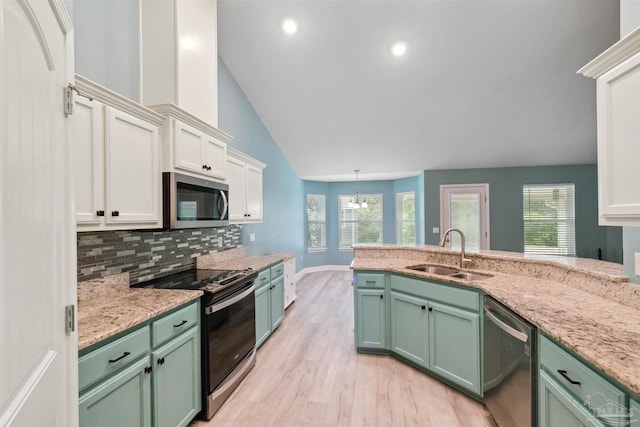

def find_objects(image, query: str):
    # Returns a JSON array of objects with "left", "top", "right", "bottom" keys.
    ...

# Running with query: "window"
[
  {"left": 307, "top": 194, "right": 326, "bottom": 251},
  {"left": 396, "top": 192, "right": 416, "bottom": 245},
  {"left": 339, "top": 194, "right": 383, "bottom": 249},
  {"left": 523, "top": 184, "right": 575, "bottom": 256}
]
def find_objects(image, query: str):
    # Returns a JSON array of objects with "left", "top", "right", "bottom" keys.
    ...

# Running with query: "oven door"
[{"left": 205, "top": 284, "right": 256, "bottom": 394}]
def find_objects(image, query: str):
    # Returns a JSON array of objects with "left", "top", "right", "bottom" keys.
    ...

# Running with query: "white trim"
[
  {"left": 306, "top": 248, "right": 327, "bottom": 253},
  {"left": 75, "top": 74, "right": 165, "bottom": 125},
  {"left": 578, "top": 25, "right": 640, "bottom": 78},
  {"left": 227, "top": 147, "right": 267, "bottom": 169},
  {"left": 296, "top": 265, "right": 351, "bottom": 281},
  {"left": 146, "top": 103, "right": 233, "bottom": 143},
  {"left": 48, "top": 0, "right": 73, "bottom": 34}
]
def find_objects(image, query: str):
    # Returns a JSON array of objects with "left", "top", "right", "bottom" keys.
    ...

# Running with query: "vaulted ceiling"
[{"left": 218, "top": 0, "right": 619, "bottom": 181}]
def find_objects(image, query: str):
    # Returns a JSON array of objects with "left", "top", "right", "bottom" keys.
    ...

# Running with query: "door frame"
[{"left": 439, "top": 184, "right": 490, "bottom": 251}]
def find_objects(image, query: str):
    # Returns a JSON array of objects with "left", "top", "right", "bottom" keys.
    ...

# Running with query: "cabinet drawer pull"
[
  {"left": 108, "top": 351, "right": 131, "bottom": 363},
  {"left": 173, "top": 320, "right": 188, "bottom": 328},
  {"left": 111, "top": 210, "right": 119, "bottom": 217},
  {"left": 366, "top": 280, "right": 376, "bottom": 284},
  {"left": 557, "top": 369, "right": 581, "bottom": 385},
  {"left": 261, "top": 277, "right": 268, "bottom": 281},
  {"left": 96, "top": 210, "right": 105, "bottom": 217}
]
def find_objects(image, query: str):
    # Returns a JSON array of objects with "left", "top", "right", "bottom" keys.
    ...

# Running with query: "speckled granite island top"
[
  {"left": 77, "top": 275, "right": 202, "bottom": 351},
  {"left": 352, "top": 245, "right": 640, "bottom": 396}
]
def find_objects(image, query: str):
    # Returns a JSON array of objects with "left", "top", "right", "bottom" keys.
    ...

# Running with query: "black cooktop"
[{"left": 133, "top": 268, "right": 257, "bottom": 305}]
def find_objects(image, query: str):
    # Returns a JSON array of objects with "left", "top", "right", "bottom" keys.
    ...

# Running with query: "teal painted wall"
[
  {"left": 424, "top": 165, "right": 622, "bottom": 262},
  {"left": 218, "top": 59, "right": 305, "bottom": 266},
  {"left": 303, "top": 175, "right": 423, "bottom": 269}
]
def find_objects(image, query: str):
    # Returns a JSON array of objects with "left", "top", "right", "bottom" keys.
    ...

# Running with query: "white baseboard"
[{"left": 296, "top": 265, "right": 351, "bottom": 282}]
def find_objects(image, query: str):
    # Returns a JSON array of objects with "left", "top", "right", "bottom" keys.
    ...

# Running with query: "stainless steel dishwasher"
[{"left": 483, "top": 296, "right": 536, "bottom": 427}]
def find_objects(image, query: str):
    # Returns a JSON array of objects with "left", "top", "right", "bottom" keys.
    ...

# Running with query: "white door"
[
  {"left": 440, "top": 184, "right": 490, "bottom": 252},
  {"left": 0, "top": 1, "right": 77, "bottom": 426}
]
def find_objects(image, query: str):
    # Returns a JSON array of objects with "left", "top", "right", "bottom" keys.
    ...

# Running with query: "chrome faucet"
[{"left": 439, "top": 228, "right": 471, "bottom": 268}]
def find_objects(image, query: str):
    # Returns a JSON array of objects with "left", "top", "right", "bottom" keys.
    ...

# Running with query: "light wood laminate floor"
[{"left": 191, "top": 270, "right": 496, "bottom": 427}]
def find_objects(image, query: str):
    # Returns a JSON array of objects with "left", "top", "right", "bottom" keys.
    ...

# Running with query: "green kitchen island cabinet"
[
  {"left": 354, "top": 272, "right": 387, "bottom": 351},
  {"left": 79, "top": 300, "right": 201, "bottom": 427},
  {"left": 389, "top": 291, "right": 428, "bottom": 367},
  {"left": 353, "top": 271, "right": 482, "bottom": 397},
  {"left": 255, "top": 262, "right": 285, "bottom": 348}
]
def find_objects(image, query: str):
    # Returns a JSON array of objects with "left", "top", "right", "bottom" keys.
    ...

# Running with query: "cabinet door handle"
[
  {"left": 173, "top": 320, "right": 187, "bottom": 328},
  {"left": 111, "top": 210, "right": 119, "bottom": 217},
  {"left": 96, "top": 210, "right": 105, "bottom": 217},
  {"left": 379, "top": 294, "right": 383, "bottom": 299},
  {"left": 428, "top": 307, "right": 433, "bottom": 312},
  {"left": 108, "top": 351, "right": 130, "bottom": 363},
  {"left": 144, "top": 366, "right": 152, "bottom": 374},
  {"left": 157, "top": 357, "right": 165, "bottom": 365},
  {"left": 557, "top": 369, "right": 581, "bottom": 385},
  {"left": 421, "top": 305, "right": 426, "bottom": 310},
  {"left": 202, "top": 164, "right": 207, "bottom": 170}
]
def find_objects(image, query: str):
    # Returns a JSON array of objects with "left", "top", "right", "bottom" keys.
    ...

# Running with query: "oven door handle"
[{"left": 205, "top": 284, "right": 255, "bottom": 314}]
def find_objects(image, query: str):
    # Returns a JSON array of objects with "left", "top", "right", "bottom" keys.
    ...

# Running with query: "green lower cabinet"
[
  {"left": 389, "top": 291, "right": 428, "bottom": 367},
  {"left": 355, "top": 288, "right": 387, "bottom": 350},
  {"left": 255, "top": 283, "right": 271, "bottom": 347},
  {"left": 153, "top": 327, "right": 201, "bottom": 427},
  {"left": 631, "top": 399, "right": 640, "bottom": 427},
  {"left": 428, "top": 301, "right": 480, "bottom": 395},
  {"left": 79, "top": 356, "right": 152, "bottom": 427},
  {"left": 255, "top": 268, "right": 286, "bottom": 348},
  {"left": 539, "top": 370, "right": 606, "bottom": 427},
  {"left": 270, "top": 276, "right": 285, "bottom": 330}
]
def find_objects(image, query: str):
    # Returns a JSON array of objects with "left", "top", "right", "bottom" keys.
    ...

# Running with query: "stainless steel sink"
[
  {"left": 449, "top": 271, "right": 493, "bottom": 281},
  {"left": 406, "top": 264, "right": 460, "bottom": 275},
  {"left": 406, "top": 264, "right": 492, "bottom": 281}
]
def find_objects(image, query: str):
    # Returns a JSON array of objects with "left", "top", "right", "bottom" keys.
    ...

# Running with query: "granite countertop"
[
  {"left": 77, "top": 248, "right": 293, "bottom": 352},
  {"left": 196, "top": 247, "right": 294, "bottom": 272},
  {"left": 77, "top": 275, "right": 202, "bottom": 351},
  {"left": 352, "top": 245, "right": 640, "bottom": 397}
]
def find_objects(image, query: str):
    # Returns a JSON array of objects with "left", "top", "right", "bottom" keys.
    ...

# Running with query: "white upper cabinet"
[
  {"left": 141, "top": 0, "right": 218, "bottom": 127},
  {"left": 579, "top": 27, "right": 640, "bottom": 226},
  {"left": 72, "top": 75, "right": 165, "bottom": 231},
  {"left": 226, "top": 148, "right": 266, "bottom": 223},
  {"left": 150, "top": 104, "right": 231, "bottom": 180}
]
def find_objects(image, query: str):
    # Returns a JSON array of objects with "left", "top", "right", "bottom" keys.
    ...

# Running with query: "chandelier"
[{"left": 348, "top": 169, "right": 368, "bottom": 209}]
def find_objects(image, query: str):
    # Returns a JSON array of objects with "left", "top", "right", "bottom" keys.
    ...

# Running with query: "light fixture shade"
[
  {"left": 360, "top": 200, "right": 368, "bottom": 208},
  {"left": 348, "top": 199, "right": 355, "bottom": 209}
]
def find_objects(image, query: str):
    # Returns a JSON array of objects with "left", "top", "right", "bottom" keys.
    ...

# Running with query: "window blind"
[
  {"left": 339, "top": 194, "right": 383, "bottom": 249},
  {"left": 523, "top": 184, "right": 575, "bottom": 256},
  {"left": 307, "top": 194, "right": 326, "bottom": 250}
]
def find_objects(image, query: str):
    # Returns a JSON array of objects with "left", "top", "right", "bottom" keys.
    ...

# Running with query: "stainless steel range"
[{"left": 135, "top": 268, "right": 258, "bottom": 419}]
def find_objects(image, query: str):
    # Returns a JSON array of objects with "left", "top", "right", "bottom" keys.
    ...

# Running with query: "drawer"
[
  {"left": 356, "top": 272, "right": 385, "bottom": 289},
  {"left": 539, "top": 335, "right": 625, "bottom": 415},
  {"left": 270, "top": 262, "right": 284, "bottom": 279},
  {"left": 152, "top": 302, "right": 199, "bottom": 348},
  {"left": 390, "top": 274, "right": 480, "bottom": 312},
  {"left": 256, "top": 268, "right": 271, "bottom": 289},
  {"left": 79, "top": 326, "right": 150, "bottom": 392}
]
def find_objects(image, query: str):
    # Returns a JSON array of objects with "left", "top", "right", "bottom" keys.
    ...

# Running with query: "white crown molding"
[
  {"left": 75, "top": 74, "right": 165, "bottom": 125},
  {"left": 49, "top": 0, "right": 73, "bottom": 34},
  {"left": 578, "top": 26, "right": 640, "bottom": 78},
  {"left": 146, "top": 103, "right": 233, "bottom": 144},
  {"left": 227, "top": 147, "right": 267, "bottom": 169}
]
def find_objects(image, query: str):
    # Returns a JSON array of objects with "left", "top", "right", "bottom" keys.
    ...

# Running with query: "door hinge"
[
  {"left": 64, "top": 84, "right": 95, "bottom": 117},
  {"left": 65, "top": 304, "right": 75, "bottom": 335},
  {"left": 64, "top": 85, "right": 74, "bottom": 117}
]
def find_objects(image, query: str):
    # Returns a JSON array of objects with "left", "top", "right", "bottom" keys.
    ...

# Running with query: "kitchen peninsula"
[{"left": 351, "top": 244, "right": 640, "bottom": 399}]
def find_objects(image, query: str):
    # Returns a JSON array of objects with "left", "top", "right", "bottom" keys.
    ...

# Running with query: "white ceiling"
[{"left": 218, "top": 0, "right": 619, "bottom": 182}]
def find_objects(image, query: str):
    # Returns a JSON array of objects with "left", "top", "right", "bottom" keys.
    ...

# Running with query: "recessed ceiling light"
[
  {"left": 282, "top": 18, "right": 298, "bottom": 35},
  {"left": 391, "top": 41, "right": 408, "bottom": 57}
]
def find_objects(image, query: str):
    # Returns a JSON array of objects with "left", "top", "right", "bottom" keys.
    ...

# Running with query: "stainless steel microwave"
[{"left": 163, "top": 172, "right": 229, "bottom": 229}]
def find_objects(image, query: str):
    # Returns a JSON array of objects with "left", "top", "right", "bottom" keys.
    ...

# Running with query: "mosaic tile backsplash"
[{"left": 77, "top": 225, "right": 243, "bottom": 284}]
